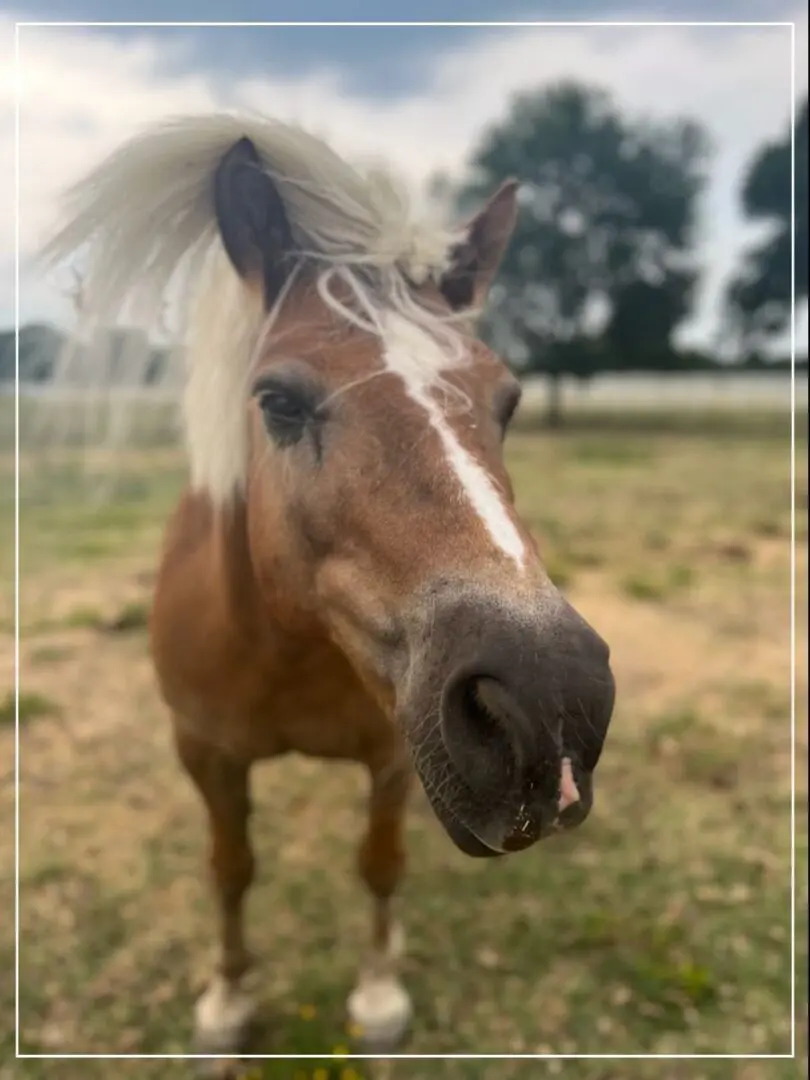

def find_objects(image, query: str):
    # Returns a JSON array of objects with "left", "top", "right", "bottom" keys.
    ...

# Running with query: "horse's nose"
[
  {"left": 437, "top": 595, "right": 615, "bottom": 827},
  {"left": 401, "top": 583, "right": 616, "bottom": 857}
]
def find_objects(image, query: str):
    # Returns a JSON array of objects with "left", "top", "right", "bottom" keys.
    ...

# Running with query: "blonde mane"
[{"left": 39, "top": 112, "right": 468, "bottom": 501}]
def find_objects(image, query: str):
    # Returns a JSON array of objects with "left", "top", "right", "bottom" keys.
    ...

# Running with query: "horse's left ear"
[
  {"left": 439, "top": 179, "right": 520, "bottom": 311},
  {"left": 213, "top": 136, "right": 296, "bottom": 304}
]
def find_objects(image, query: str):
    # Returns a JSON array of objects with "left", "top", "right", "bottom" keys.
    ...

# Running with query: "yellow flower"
[{"left": 298, "top": 1003, "right": 317, "bottom": 1020}]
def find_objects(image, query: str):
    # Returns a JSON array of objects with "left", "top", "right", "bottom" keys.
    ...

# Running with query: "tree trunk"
[{"left": 546, "top": 371, "right": 563, "bottom": 427}]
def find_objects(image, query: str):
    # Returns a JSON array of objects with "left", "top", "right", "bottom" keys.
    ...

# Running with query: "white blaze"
[{"left": 382, "top": 314, "right": 526, "bottom": 568}]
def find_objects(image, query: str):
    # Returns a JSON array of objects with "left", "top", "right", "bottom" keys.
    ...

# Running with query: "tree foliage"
[
  {"left": 449, "top": 82, "right": 710, "bottom": 420},
  {"left": 0, "top": 325, "right": 169, "bottom": 386},
  {"left": 726, "top": 98, "right": 808, "bottom": 348}
]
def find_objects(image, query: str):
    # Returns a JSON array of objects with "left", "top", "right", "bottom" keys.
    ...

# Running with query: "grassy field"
[{"left": 0, "top": 401, "right": 807, "bottom": 1080}]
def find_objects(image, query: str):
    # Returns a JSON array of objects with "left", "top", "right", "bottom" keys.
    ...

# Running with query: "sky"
[{"left": 1, "top": 1, "right": 808, "bottom": 354}]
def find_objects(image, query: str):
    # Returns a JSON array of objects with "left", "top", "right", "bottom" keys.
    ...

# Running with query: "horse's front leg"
[
  {"left": 347, "top": 747, "right": 414, "bottom": 1051},
  {"left": 173, "top": 724, "right": 258, "bottom": 1060}
]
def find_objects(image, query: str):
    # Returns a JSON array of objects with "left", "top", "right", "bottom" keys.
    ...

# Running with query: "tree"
[
  {"left": 0, "top": 323, "right": 65, "bottom": 384},
  {"left": 450, "top": 82, "right": 710, "bottom": 423},
  {"left": 0, "top": 323, "right": 169, "bottom": 386},
  {"left": 726, "top": 99, "right": 808, "bottom": 351}
]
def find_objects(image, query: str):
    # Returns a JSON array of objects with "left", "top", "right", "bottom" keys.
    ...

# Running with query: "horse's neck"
[
  {"left": 152, "top": 488, "right": 328, "bottom": 703},
  {"left": 212, "top": 495, "right": 263, "bottom": 629},
  {"left": 151, "top": 489, "right": 369, "bottom": 736},
  {"left": 154, "top": 489, "right": 274, "bottom": 650},
  {"left": 210, "top": 492, "right": 326, "bottom": 651}
]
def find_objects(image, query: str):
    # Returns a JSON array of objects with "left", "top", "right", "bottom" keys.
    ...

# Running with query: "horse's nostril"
[
  {"left": 465, "top": 678, "right": 517, "bottom": 742},
  {"left": 441, "top": 675, "right": 521, "bottom": 796}
]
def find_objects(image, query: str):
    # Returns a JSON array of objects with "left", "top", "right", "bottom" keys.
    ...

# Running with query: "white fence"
[
  {"left": 7, "top": 371, "right": 808, "bottom": 411},
  {"left": 520, "top": 372, "right": 807, "bottom": 410}
]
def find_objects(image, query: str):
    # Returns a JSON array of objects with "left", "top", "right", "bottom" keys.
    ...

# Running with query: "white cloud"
[{"left": 2, "top": 13, "right": 807, "bottom": 350}]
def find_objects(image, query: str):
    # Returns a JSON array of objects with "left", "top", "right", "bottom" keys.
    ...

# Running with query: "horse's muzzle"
[{"left": 399, "top": 584, "right": 615, "bottom": 857}]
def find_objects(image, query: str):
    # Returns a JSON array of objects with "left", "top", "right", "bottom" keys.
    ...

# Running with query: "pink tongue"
[{"left": 558, "top": 757, "right": 580, "bottom": 813}]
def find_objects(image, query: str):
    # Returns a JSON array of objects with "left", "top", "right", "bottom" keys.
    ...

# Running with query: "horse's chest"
[{"left": 179, "top": 662, "right": 394, "bottom": 765}]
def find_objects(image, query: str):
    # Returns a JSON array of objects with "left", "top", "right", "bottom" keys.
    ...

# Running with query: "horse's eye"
[
  {"left": 256, "top": 385, "right": 313, "bottom": 445},
  {"left": 495, "top": 382, "right": 522, "bottom": 437}
]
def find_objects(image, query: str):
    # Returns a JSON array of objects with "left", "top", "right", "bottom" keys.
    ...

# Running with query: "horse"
[{"left": 40, "top": 112, "right": 616, "bottom": 1060}]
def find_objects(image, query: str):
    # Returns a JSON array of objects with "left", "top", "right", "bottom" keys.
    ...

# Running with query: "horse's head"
[
  {"left": 44, "top": 118, "right": 615, "bottom": 858},
  {"left": 208, "top": 135, "right": 615, "bottom": 857}
]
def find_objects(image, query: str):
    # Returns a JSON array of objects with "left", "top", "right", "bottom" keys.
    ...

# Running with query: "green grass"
[
  {"left": 27, "top": 644, "right": 74, "bottom": 666},
  {"left": 102, "top": 600, "right": 150, "bottom": 633},
  {"left": 620, "top": 562, "right": 695, "bottom": 602},
  {"left": 11, "top": 461, "right": 186, "bottom": 580},
  {"left": 0, "top": 690, "right": 60, "bottom": 726},
  {"left": 1, "top": 402, "right": 806, "bottom": 1079}
]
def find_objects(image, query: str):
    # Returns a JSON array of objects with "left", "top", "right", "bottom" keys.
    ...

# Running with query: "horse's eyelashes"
[{"left": 257, "top": 387, "right": 316, "bottom": 447}]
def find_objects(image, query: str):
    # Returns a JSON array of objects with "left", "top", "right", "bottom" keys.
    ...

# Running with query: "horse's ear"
[
  {"left": 439, "top": 179, "right": 520, "bottom": 311},
  {"left": 213, "top": 137, "right": 295, "bottom": 303}
]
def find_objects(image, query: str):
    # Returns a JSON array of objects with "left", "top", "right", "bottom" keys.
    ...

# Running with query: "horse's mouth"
[
  {"left": 421, "top": 783, "right": 511, "bottom": 858},
  {"left": 440, "top": 811, "right": 506, "bottom": 858},
  {"left": 420, "top": 757, "right": 596, "bottom": 859}
]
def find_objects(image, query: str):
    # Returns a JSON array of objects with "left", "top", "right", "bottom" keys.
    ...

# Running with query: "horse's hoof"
[
  {"left": 192, "top": 1057, "right": 248, "bottom": 1080},
  {"left": 193, "top": 975, "right": 258, "bottom": 1060},
  {"left": 347, "top": 973, "right": 413, "bottom": 1052}
]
